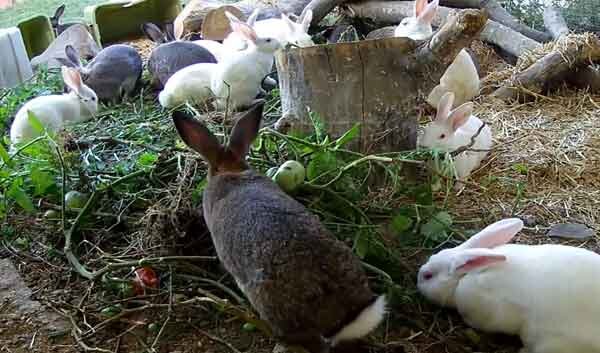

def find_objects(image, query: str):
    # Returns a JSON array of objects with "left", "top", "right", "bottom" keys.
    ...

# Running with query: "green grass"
[{"left": 0, "top": 0, "right": 97, "bottom": 28}]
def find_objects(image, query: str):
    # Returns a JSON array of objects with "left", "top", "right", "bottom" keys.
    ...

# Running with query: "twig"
[
  {"left": 449, "top": 121, "right": 487, "bottom": 158},
  {"left": 193, "top": 326, "right": 243, "bottom": 353}
]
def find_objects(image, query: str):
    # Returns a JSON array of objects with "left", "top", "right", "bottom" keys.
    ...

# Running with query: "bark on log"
[
  {"left": 481, "top": 0, "right": 551, "bottom": 43},
  {"left": 353, "top": 2, "right": 539, "bottom": 58},
  {"left": 275, "top": 9, "right": 487, "bottom": 153},
  {"left": 344, "top": 0, "right": 550, "bottom": 43},
  {"left": 542, "top": 6, "right": 600, "bottom": 93},
  {"left": 174, "top": 0, "right": 312, "bottom": 40},
  {"left": 492, "top": 34, "right": 600, "bottom": 100}
]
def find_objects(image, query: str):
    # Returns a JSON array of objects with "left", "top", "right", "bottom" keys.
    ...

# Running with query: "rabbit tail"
[{"left": 330, "top": 295, "right": 386, "bottom": 346}]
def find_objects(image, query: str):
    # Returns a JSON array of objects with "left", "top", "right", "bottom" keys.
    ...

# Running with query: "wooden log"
[
  {"left": 353, "top": 2, "right": 539, "bottom": 58},
  {"left": 275, "top": 9, "right": 487, "bottom": 153},
  {"left": 174, "top": 0, "right": 312, "bottom": 40},
  {"left": 542, "top": 6, "right": 600, "bottom": 93},
  {"left": 481, "top": 0, "right": 551, "bottom": 43},
  {"left": 344, "top": 0, "right": 551, "bottom": 43},
  {"left": 492, "top": 34, "right": 600, "bottom": 100}
]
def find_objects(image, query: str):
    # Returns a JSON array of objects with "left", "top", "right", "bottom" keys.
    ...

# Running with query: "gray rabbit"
[
  {"left": 57, "top": 44, "right": 142, "bottom": 104},
  {"left": 172, "top": 101, "right": 386, "bottom": 353},
  {"left": 50, "top": 4, "right": 82, "bottom": 35},
  {"left": 142, "top": 23, "right": 217, "bottom": 90}
]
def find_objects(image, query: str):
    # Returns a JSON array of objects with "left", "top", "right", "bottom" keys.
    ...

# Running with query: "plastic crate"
[{"left": 85, "top": 0, "right": 182, "bottom": 45}]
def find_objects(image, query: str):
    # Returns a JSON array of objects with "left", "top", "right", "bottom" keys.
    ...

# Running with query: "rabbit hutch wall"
[{"left": 275, "top": 9, "right": 487, "bottom": 154}]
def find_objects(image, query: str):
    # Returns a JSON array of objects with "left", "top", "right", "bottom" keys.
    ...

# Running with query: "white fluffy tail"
[{"left": 330, "top": 295, "right": 387, "bottom": 346}]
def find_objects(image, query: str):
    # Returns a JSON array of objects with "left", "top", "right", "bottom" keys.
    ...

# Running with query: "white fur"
[
  {"left": 419, "top": 92, "right": 492, "bottom": 189},
  {"left": 223, "top": 9, "right": 314, "bottom": 53},
  {"left": 10, "top": 67, "right": 98, "bottom": 144},
  {"left": 394, "top": 0, "right": 479, "bottom": 108},
  {"left": 330, "top": 295, "right": 387, "bottom": 346},
  {"left": 418, "top": 218, "right": 600, "bottom": 353},
  {"left": 193, "top": 40, "right": 226, "bottom": 62},
  {"left": 159, "top": 12, "right": 281, "bottom": 110},
  {"left": 158, "top": 63, "right": 215, "bottom": 108}
]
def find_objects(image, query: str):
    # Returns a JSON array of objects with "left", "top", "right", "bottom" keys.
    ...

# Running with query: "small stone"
[{"left": 547, "top": 223, "right": 595, "bottom": 240}]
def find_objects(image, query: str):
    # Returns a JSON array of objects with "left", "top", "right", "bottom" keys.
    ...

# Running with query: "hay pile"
[{"left": 453, "top": 83, "right": 600, "bottom": 243}]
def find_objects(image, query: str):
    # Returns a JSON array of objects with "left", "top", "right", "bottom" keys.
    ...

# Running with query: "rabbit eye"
[
  {"left": 423, "top": 271, "right": 434, "bottom": 280},
  {"left": 439, "top": 134, "right": 446, "bottom": 139},
  {"left": 266, "top": 39, "right": 272, "bottom": 43}
]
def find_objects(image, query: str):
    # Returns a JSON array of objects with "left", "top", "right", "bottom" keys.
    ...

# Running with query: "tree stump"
[{"left": 275, "top": 9, "right": 487, "bottom": 153}]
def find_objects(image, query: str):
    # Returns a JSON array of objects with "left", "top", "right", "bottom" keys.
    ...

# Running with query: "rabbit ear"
[
  {"left": 226, "top": 11, "right": 258, "bottom": 43},
  {"left": 62, "top": 66, "right": 82, "bottom": 94},
  {"left": 53, "top": 4, "right": 66, "bottom": 20},
  {"left": 281, "top": 13, "right": 296, "bottom": 32},
  {"left": 141, "top": 23, "right": 167, "bottom": 44},
  {"left": 228, "top": 100, "right": 264, "bottom": 159},
  {"left": 451, "top": 249, "right": 506, "bottom": 275},
  {"left": 414, "top": 0, "right": 427, "bottom": 17},
  {"left": 300, "top": 9, "right": 313, "bottom": 32},
  {"left": 65, "top": 45, "right": 82, "bottom": 68},
  {"left": 246, "top": 8, "right": 260, "bottom": 26},
  {"left": 458, "top": 218, "right": 524, "bottom": 250},
  {"left": 435, "top": 92, "right": 454, "bottom": 122},
  {"left": 164, "top": 23, "right": 176, "bottom": 41},
  {"left": 172, "top": 111, "right": 223, "bottom": 168},
  {"left": 448, "top": 102, "right": 473, "bottom": 131},
  {"left": 417, "top": 0, "right": 438, "bottom": 25}
]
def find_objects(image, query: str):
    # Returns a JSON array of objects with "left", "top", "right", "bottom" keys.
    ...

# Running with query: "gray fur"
[
  {"left": 142, "top": 22, "right": 217, "bottom": 89},
  {"left": 64, "top": 44, "right": 143, "bottom": 103},
  {"left": 172, "top": 103, "right": 377, "bottom": 353}
]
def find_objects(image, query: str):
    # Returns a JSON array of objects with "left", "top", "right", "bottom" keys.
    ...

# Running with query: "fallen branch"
[
  {"left": 346, "top": 1, "right": 540, "bottom": 58},
  {"left": 493, "top": 33, "right": 600, "bottom": 100}
]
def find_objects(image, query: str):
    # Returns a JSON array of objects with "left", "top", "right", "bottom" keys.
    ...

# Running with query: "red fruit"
[{"left": 132, "top": 267, "right": 159, "bottom": 295}]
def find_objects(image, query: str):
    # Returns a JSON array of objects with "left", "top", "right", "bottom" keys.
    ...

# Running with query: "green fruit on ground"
[
  {"left": 65, "top": 190, "right": 89, "bottom": 210},
  {"left": 274, "top": 160, "right": 305, "bottom": 193}
]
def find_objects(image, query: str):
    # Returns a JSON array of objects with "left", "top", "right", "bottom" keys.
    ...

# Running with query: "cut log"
[
  {"left": 275, "top": 9, "right": 487, "bottom": 153},
  {"left": 355, "top": 3, "right": 539, "bottom": 58},
  {"left": 174, "top": 0, "right": 312, "bottom": 40},
  {"left": 492, "top": 34, "right": 600, "bottom": 100}
]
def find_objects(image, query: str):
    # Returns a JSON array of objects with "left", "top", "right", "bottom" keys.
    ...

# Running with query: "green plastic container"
[
  {"left": 85, "top": 0, "right": 182, "bottom": 45},
  {"left": 17, "top": 15, "right": 55, "bottom": 59}
]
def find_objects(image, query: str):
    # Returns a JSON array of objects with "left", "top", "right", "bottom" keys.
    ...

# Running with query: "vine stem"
[{"left": 63, "top": 157, "right": 178, "bottom": 280}]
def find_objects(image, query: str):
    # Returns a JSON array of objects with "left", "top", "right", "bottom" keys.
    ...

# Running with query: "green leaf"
[
  {"left": 136, "top": 152, "right": 158, "bottom": 168},
  {"left": 414, "top": 184, "right": 433, "bottom": 206},
  {"left": 420, "top": 211, "right": 453, "bottom": 240},
  {"left": 192, "top": 178, "right": 208, "bottom": 203},
  {"left": 308, "top": 111, "right": 327, "bottom": 143},
  {"left": 30, "top": 167, "right": 55, "bottom": 196},
  {"left": 8, "top": 180, "right": 34, "bottom": 212},
  {"left": 0, "top": 143, "right": 13, "bottom": 168},
  {"left": 334, "top": 123, "right": 360, "bottom": 149},
  {"left": 391, "top": 214, "right": 413, "bottom": 234},
  {"left": 27, "top": 110, "right": 45, "bottom": 134},
  {"left": 306, "top": 151, "right": 338, "bottom": 181}
]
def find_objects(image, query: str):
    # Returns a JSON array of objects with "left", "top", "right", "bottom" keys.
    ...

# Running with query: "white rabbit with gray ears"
[{"left": 418, "top": 217, "right": 600, "bottom": 353}]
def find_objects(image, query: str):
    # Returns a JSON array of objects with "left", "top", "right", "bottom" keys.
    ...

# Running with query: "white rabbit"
[
  {"left": 419, "top": 92, "right": 491, "bottom": 190},
  {"left": 159, "top": 12, "right": 281, "bottom": 110},
  {"left": 158, "top": 63, "right": 216, "bottom": 108},
  {"left": 10, "top": 67, "right": 98, "bottom": 144},
  {"left": 193, "top": 39, "right": 227, "bottom": 62},
  {"left": 223, "top": 8, "right": 314, "bottom": 51},
  {"left": 394, "top": 0, "right": 479, "bottom": 108},
  {"left": 418, "top": 217, "right": 600, "bottom": 353}
]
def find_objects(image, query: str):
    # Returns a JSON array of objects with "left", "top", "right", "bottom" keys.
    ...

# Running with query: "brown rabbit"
[{"left": 172, "top": 101, "right": 386, "bottom": 353}]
